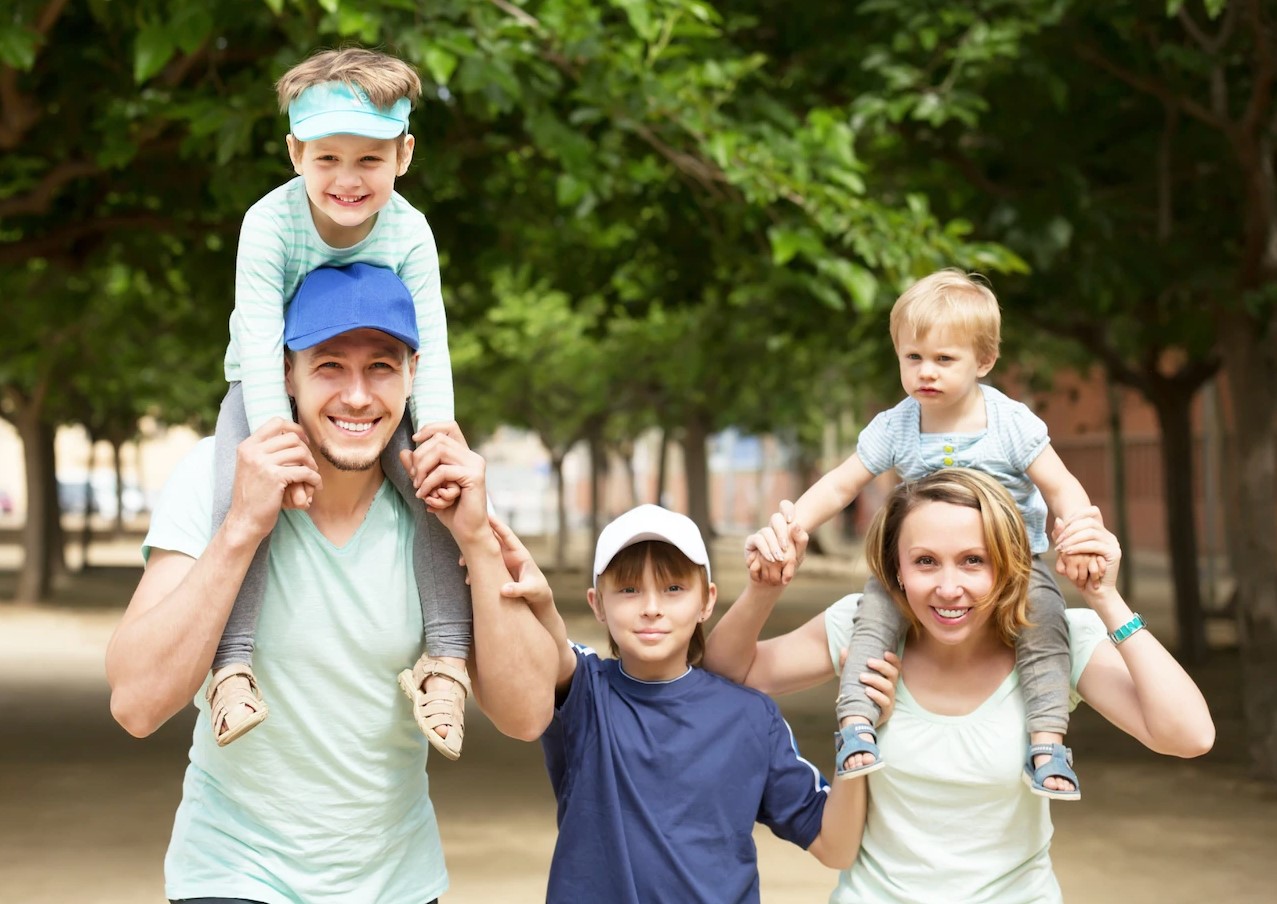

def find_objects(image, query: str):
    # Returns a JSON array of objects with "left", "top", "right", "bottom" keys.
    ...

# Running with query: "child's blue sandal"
[
  {"left": 1022, "top": 743, "right": 1081, "bottom": 801},
  {"left": 834, "top": 723, "right": 886, "bottom": 780}
]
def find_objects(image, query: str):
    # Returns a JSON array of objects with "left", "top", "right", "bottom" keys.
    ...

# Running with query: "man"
[{"left": 106, "top": 263, "right": 556, "bottom": 904}]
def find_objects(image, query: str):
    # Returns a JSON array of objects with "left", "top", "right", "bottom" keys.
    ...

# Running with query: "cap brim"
[
  {"left": 285, "top": 324, "right": 418, "bottom": 352},
  {"left": 291, "top": 110, "right": 407, "bottom": 142}
]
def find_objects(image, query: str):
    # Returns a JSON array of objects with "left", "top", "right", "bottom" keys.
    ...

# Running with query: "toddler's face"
[
  {"left": 288, "top": 133, "right": 413, "bottom": 247},
  {"left": 895, "top": 327, "right": 994, "bottom": 407}
]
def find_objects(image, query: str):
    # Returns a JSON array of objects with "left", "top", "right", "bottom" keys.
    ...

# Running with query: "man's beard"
[{"left": 318, "top": 441, "right": 381, "bottom": 472}]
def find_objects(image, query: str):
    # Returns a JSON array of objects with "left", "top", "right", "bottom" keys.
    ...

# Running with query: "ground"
[{"left": 1, "top": 533, "right": 1275, "bottom": 903}]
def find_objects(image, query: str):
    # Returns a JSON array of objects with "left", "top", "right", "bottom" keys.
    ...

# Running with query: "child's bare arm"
[
  {"left": 487, "top": 515, "right": 576, "bottom": 692},
  {"left": 1028, "top": 445, "right": 1106, "bottom": 585},
  {"left": 1027, "top": 444, "right": 1092, "bottom": 524},
  {"left": 746, "top": 453, "right": 875, "bottom": 580}
]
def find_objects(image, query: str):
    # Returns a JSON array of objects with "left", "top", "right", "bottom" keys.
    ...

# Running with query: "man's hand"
[
  {"left": 228, "top": 418, "right": 321, "bottom": 542},
  {"left": 407, "top": 422, "right": 488, "bottom": 541}
]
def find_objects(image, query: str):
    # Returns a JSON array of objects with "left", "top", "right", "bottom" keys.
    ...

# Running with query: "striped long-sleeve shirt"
[{"left": 224, "top": 176, "right": 454, "bottom": 432}]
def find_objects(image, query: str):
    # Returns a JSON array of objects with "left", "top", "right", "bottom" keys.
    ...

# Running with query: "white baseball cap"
[{"left": 592, "top": 504, "right": 711, "bottom": 586}]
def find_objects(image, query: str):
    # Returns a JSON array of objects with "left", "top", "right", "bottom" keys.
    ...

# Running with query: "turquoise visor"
[{"left": 288, "top": 81, "right": 410, "bottom": 141}]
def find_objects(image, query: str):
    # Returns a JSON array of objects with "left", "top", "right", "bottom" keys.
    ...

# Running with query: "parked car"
[{"left": 57, "top": 473, "right": 148, "bottom": 519}]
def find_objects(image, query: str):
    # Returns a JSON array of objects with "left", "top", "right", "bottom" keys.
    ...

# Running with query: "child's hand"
[
  {"left": 399, "top": 444, "right": 461, "bottom": 509},
  {"left": 477, "top": 515, "right": 554, "bottom": 611},
  {"left": 745, "top": 503, "right": 807, "bottom": 587},
  {"left": 1052, "top": 511, "right": 1117, "bottom": 592}
]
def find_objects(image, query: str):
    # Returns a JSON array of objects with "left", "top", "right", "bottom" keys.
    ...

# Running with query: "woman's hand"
[
  {"left": 1052, "top": 507, "right": 1120, "bottom": 597},
  {"left": 863, "top": 651, "right": 902, "bottom": 727}
]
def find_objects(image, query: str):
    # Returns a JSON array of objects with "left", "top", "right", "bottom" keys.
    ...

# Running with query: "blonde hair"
[
  {"left": 889, "top": 269, "right": 1001, "bottom": 364},
  {"left": 864, "top": 468, "right": 1032, "bottom": 647},
  {"left": 276, "top": 47, "right": 422, "bottom": 113},
  {"left": 597, "top": 541, "right": 711, "bottom": 667}
]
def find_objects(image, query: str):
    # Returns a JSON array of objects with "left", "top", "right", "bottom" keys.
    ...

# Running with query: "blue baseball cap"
[
  {"left": 288, "top": 80, "right": 411, "bottom": 141},
  {"left": 284, "top": 263, "right": 419, "bottom": 351}
]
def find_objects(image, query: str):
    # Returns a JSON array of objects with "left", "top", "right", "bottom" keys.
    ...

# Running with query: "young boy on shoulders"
[
  {"left": 747, "top": 269, "right": 1103, "bottom": 800},
  {"left": 210, "top": 47, "right": 471, "bottom": 760},
  {"left": 491, "top": 505, "right": 895, "bottom": 904}
]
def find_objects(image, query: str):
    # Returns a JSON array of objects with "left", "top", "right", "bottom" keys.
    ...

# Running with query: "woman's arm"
[
  {"left": 1056, "top": 509, "right": 1215, "bottom": 757},
  {"left": 805, "top": 653, "right": 899, "bottom": 868},
  {"left": 703, "top": 588, "right": 838, "bottom": 696}
]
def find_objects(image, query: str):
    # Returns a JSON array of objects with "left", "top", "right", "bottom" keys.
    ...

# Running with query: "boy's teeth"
[{"left": 335, "top": 419, "right": 372, "bottom": 432}]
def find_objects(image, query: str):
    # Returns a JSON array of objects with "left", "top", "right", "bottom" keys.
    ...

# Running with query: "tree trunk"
[
  {"left": 654, "top": 428, "right": 669, "bottom": 506},
  {"left": 14, "top": 410, "right": 60, "bottom": 601},
  {"left": 1227, "top": 103, "right": 1277, "bottom": 781},
  {"left": 550, "top": 453, "right": 568, "bottom": 573},
  {"left": 1106, "top": 378, "right": 1133, "bottom": 600},
  {"left": 620, "top": 442, "right": 639, "bottom": 509},
  {"left": 1220, "top": 308, "right": 1277, "bottom": 781},
  {"left": 111, "top": 438, "right": 126, "bottom": 537},
  {"left": 1147, "top": 382, "right": 1207, "bottom": 663},
  {"left": 79, "top": 433, "right": 97, "bottom": 571},
  {"left": 682, "top": 414, "right": 711, "bottom": 542},
  {"left": 586, "top": 425, "right": 607, "bottom": 577}
]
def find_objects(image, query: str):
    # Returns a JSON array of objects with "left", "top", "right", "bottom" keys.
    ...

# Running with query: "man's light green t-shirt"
[
  {"left": 824, "top": 595, "right": 1106, "bottom": 904},
  {"left": 143, "top": 438, "right": 447, "bottom": 904}
]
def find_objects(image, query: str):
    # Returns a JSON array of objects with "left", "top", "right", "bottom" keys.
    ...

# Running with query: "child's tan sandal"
[
  {"left": 207, "top": 664, "right": 269, "bottom": 747},
  {"left": 397, "top": 655, "right": 472, "bottom": 761}
]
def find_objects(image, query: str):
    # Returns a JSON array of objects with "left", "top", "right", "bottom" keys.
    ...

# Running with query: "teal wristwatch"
[{"left": 1108, "top": 613, "right": 1146, "bottom": 645}]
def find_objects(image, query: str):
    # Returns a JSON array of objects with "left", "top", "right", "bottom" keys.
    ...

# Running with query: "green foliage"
[{"left": 1, "top": 0, "right": 1019, "bottom": 496}]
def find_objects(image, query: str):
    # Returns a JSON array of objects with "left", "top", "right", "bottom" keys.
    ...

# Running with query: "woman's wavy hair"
[{"left": 864, "top": 468, "right": 1033, "bottom": 647}]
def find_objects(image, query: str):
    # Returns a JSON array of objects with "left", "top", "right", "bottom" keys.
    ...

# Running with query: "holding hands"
[
  {"left": 744, "top": 500, "right": 809, "bottom": 586},
  {"left": 1052, "top": 507, "right": 1119, "bottom": 596},
  {"left": 232, "top": 417, "right": 322, "bottom": 538},
  {"left": 405, "top": 422, "right": 464, "bottom": 509},
  {"left": 399, "top": 421, "right": 487, "bottom": 540}
]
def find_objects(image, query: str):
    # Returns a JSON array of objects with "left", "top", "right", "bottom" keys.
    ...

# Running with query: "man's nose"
[{"left": 342, "top": 372, "right": 372, "bottom": 406}]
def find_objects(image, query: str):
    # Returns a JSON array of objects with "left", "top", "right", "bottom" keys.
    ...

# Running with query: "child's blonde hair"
[
  {"left": 598, "top": 541, "right": 711, "bottom": 667},
  {"left": 890, "top": 269, "right": 1001, "bottom": 364},
  {"left": 864, "top": 468, "right": 1032, "bottom": 647},
  {"left": 276, "top": 48, "right": 422, "bottom": 114}
]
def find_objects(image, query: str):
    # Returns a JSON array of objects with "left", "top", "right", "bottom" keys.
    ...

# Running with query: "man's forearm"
[
  {"left": 106, "top": 523, "right": 263, "bottom": 737},
  {"left": 459, "top": 528, "right": 557, "bottom": 740}
]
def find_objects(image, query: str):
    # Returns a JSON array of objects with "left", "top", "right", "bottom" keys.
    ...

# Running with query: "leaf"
[
  {"left": 134, "top": 23, "right": 175, "bottom": 83},
  {"left": 611, "top": 0, "right": 660, "bottom": 42},
  {"left": 0, "top": 26, "right": 39, "bottom": 70},
  {"left": 423, "top": 47, "right": 459, "bottom": 86},
  {"left": 768, "top": 226, "right": 824, "bottom": 266}
]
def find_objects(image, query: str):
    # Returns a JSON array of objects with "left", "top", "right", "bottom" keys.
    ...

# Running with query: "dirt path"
[{"left": 2, "top": 548, "right": 1275, "bottom": 903}]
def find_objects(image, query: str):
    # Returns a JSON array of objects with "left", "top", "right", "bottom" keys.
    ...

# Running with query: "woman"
[{"left": 704, "top": 468, "right": 1213, "bottom": 903}]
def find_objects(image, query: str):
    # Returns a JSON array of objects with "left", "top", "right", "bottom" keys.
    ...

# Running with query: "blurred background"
[{"left": 2, "top": 0, "right": 1277, "bottom": 900}]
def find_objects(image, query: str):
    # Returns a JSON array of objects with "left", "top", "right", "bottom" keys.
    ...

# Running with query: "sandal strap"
[
  {"left": 206, "top": 664, "right": 262, "bottom": 705},
  {"left": 409, "top": 655, "right": 472, "bottom": 698}
]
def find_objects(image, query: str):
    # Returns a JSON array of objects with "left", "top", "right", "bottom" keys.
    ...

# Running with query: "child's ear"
[
  {"left": 700, "top": 583, "right": 718, "bottom": 623},
  {"left": 396, "top": 134, "right": 415, "bottom": 177},
  {"left": 586, "top": 587, "right": 606, "bottom": 625},
  {"left": 286, "top": 135, "right": 305, "bottom": 175},
  {"left": 976, "top": 354, "right": 998, "bottom": 378}
]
